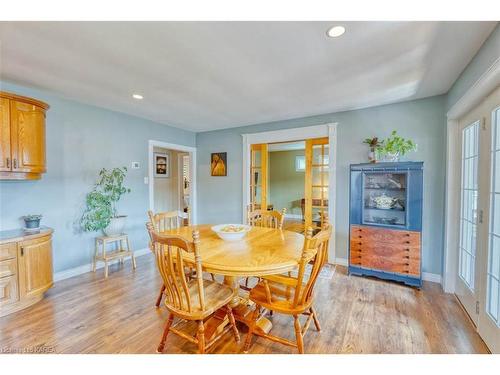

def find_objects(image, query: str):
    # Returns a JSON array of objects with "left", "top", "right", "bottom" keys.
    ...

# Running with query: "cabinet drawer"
[
  {"left": 350, "top": 241, "right": 420, "bottom": 260},
  {"left": 0, "top": 258, "right": 17, "bottom": 278},
  {"left": 351, "top": 225, "right": 420, "bottom": 246},
  {"left": 0, "top": 242, "right": 17, "bottom": 261},
  {"left": 0, "top": 275, "right": 19, "bottom": 306},
  {"left": 350, "top": 252, "right": 420, "bottom": 276}
]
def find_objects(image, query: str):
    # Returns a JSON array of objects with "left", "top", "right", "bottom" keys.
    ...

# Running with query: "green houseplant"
[
  {"left": 378, "top": 131, "right": 417, "bottom": 162},
  {"left": 363, "top": 137, "right": 384, "bottom": 163},
  {"left": 81, "top": 167, "right": 131, "bottom": 236}
]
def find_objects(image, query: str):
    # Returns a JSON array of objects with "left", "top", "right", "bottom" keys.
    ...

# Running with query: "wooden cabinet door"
[
  {"left": 18, "top": 236, "right": 53, "bottom": 299},
  {"left": 10, "top": 100, "right": 46, "bottom": 174},
  {"left": 0, "top": 275, "right": 19, "bottom": 307},
  {"left": 0, "top": 98, "right": 12, "bottom": 171}
]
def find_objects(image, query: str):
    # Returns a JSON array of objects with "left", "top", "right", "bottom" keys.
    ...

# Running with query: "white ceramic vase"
[{"left": 103, "top": 216, "right": 127, "bottom": 237}]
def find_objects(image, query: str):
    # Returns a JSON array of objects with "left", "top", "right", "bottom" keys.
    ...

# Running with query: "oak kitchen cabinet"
[
  {"left": 0, "top": 228, "right": 54, "bottom": 317},
  {"left": 0, "top": 91, "right": 49, "bottom": 180}
]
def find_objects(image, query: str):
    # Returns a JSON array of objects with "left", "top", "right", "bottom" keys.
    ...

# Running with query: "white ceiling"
[{"left": 0, "top": 22, "right": 496, "bottom": 132}]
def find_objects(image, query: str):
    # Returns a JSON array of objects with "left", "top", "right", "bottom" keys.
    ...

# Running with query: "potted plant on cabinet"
[
  {"left": 363, "top": 137, "right": 384, "bottom": 163},
  {"left": 378, "top": 131, "right": 417, "bottom": 162},
  {"left": 81, "top": 167, "right": 131, "bottom": 237},
  {"left": 23, "top": 214, "right": 42, "bottom": 230}
]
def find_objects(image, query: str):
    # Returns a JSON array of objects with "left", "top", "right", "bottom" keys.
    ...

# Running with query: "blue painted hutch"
[{"left": 349, "top": 162, "right": 423, "bottom": 287}]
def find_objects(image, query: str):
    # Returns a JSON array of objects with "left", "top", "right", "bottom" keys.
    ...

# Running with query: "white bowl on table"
[{"left": 211, "top": 224, "right": 251, "bottom": 241}]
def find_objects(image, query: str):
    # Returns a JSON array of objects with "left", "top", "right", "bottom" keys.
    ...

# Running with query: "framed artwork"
[
  {"left": 211, "top": 152, "right": 227, "bottom": 176},
  {"left": 154, "top": 152, "right": 169, "bottom": 178}
]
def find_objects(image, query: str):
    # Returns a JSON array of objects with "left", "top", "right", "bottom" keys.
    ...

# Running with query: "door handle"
[
  {"left": 20, "top": 247, "right": 24, "bottom": 256},
  {"left": 13, "top": 159, "right": 17, "bottom": 169},
  {"left": 6, "top": 157, "right": 10, "bottom": 168}
]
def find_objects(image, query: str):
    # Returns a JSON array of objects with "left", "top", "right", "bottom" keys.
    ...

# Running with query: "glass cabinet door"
[{"left": 362, "top": 172, "right": 407, "bottom": 227}]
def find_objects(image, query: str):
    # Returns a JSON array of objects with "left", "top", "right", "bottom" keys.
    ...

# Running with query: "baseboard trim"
[
  {"left": 284, "top": 214, "right": 303, "bottom": 220},
  {"left": 53, "top": 248, "right": 151, "bottom": 282},
  {"left": 333, "top": 257, "right": 348, "bottom": 266},
  {"left": 333, "top": 257, "right": 442, "bottom": 284},
  {"left": 422, "top": 272, "right": 442, "bottom": 284}
]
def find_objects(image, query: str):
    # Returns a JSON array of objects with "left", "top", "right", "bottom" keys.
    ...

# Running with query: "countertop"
[{"left": 0, "top": 226, "right": 53, "bottom": 245}]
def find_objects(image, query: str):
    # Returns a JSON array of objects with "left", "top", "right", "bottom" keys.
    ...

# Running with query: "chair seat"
[
  {"left": 165, "top": 279, "right": 235, "bottom": 320},
  {"left": 249, "top": 276, "right": 311, "bottom": 314}
]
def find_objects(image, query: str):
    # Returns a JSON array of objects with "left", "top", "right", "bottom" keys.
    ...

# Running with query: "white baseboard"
[
  {"left": 422, "top": 272, "right": 442, "bottom": 284},
  {"left": 333, "top": 257, "right": 442, "bottom": 284},
  {"left": 333, "top": 257, "right": 348, "bottom": 266},
  {"left": 53, "top": 248, "right": 151, "bottom": 282},
  {"left": 284, "top": 214, "right": 303, "bottom": 220}
]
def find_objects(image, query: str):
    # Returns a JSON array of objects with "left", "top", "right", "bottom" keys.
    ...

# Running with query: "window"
[{"left": 295, "top": 155, "right": 305, "bottom": 172}]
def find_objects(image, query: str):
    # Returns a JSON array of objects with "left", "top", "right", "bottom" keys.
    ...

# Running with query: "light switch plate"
[
  {"left": 131, "top": 161, "right": 140, "bottom": 169},
  {"left": 144, "top": 177, "right": 149, "bottom": 184}
]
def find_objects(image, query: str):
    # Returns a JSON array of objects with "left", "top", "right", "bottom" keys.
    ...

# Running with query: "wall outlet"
[{"left": 131, "top": 161, "right": 140, "bottom": 169}]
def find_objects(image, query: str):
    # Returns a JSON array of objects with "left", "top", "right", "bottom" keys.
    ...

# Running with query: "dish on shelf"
[{"left": 372, "top": 216, "right": 398, "bottom": 225}]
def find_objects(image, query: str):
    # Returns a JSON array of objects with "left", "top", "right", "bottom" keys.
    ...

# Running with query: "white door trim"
[
  {"left": 148, "top": 140, "right": 197, "bottom": 224},
  {"left": 241, "top": 123, "right": 338, "bottom": 261},
  {"left": 444, "top": 57, "right": 500, "bottom": 293}
]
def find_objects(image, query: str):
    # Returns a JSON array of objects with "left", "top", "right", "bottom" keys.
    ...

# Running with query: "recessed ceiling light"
[
  {"left": 132, "top": 94, "right": 143, "bottom": 100},
  {"left": 327, "top": 25, "right": 345, "bottom": 38}
]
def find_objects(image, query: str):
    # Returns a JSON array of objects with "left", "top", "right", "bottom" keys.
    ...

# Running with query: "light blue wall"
[
  {"left": 196, "top": 96, "right": 447, "bottom": 275},
  {"left": 447, "top": 23, "right": 500, "bottom": 110},
  {"left": 0, "top": 81, "right": 196, "bottom": 273}
]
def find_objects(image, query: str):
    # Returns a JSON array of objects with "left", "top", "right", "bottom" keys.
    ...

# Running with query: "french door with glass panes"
[
  {"left": 304, "top": 137, "right": 329, "bottom": 231},
  {"left": 455, "top": 86, "right": 500, "bottom": 353}
]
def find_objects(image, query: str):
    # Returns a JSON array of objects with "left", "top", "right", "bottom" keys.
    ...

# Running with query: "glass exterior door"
[
  {"left": 479, "top": 90, "right": 500, "bottom": 352},
  {"left": 455, "top": 86, "right": 500, "bottom": 353},
  {"left": 304, "top": 137, "right": 329, "bottom": 231}
]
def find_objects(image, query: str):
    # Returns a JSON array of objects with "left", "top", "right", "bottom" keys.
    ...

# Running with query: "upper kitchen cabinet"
[{"left": 0, "top": 91, "right": 49, "bottom": 180}]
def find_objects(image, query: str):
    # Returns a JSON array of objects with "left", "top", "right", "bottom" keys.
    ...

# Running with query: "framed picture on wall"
[
  {"left": 154, "top": 152, "right": 169, "bottom": 178},
  {"left": 211, "top": 152, "right": 227, "bottom": 176}
]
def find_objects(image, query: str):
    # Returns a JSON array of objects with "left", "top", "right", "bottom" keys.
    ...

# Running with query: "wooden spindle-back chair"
[
  {"left": 151, "top": 230, "right": 239, "bottom": 353},
  {"left": 148, "top": 210, "right": 188, "bottom": 232},
  {"left": 247, "top": 207, "right": 286, "bottom": 230},
  {"left": 244, "top": 224, "right": 332, "bottom": 353}
]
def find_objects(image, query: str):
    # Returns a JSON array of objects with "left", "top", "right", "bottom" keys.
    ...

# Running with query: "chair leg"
[
  {"left": 310, "top": 306, "right": 321, "bottom": 331},
  {"left": 244, "top": 305, "right": 260, "bottom": 352},
  {"left": 155, "top": 285, "right": 166, "bottom": 307},
  {"left": 197, "top": 320, "right": 206, "bottom": 354},
  {"left": 293, "top": 315, "right": 304, "bottom": 354},
  {"left": 157, "top": 313, "right": 174, "bottom": 353},
  {"left": 104, "top": 260, "right": 108, "bottom": 278},
  {"left": 226, "top": 305, "right": 240, "bottom": 343}
]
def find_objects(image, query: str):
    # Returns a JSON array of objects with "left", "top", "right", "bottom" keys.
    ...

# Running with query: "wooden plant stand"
[{"left": 93, "top": 234, "right": 136, "bottom": 278}]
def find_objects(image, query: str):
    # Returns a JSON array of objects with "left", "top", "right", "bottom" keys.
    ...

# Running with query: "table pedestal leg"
[{"left": 204, "top": 276, "right": 272, "bottom": 344}]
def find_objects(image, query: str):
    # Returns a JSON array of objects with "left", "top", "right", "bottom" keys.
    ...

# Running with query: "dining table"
[{"left": 160, "top": 224, "right": 305, "bottom": 340}]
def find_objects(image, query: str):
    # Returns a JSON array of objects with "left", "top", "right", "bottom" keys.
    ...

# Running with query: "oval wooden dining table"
[{"left": 160, "top": 224, "right": 305, "bottom": 340}]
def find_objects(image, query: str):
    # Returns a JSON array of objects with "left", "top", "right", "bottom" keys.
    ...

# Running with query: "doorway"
[
  {"left": 242, "top": 123, "right": 337, "bottom": 261},
  {"left": 148, "top": 140, "right": 197, "bottom": 224},
  {"left": 454, "top": 86, "right": 500, "bottom": 352}
]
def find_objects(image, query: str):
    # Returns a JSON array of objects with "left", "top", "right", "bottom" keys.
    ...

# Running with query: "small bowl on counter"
[{"left": 211, "top": 224, "right": 251, "bottom": 241}]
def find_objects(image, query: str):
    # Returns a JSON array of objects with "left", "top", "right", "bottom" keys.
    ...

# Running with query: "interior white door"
[{"left": 477, "top": 87, "right": 500, "bottom": 353}]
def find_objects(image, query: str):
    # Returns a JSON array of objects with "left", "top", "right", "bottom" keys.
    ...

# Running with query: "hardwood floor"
[{"left": 0, "top": 254, "right": 489, "bottom": 354}]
